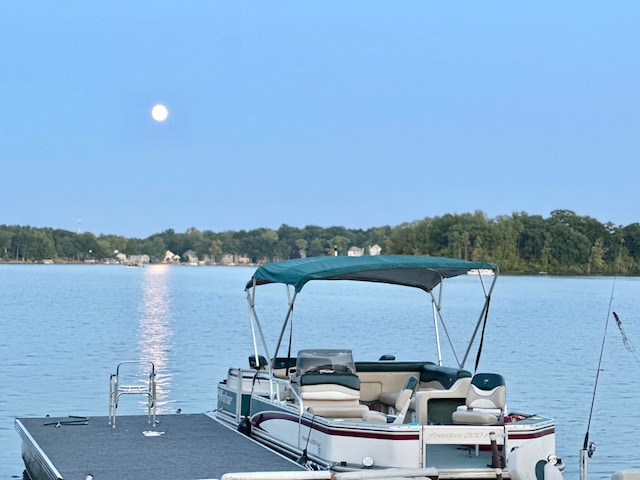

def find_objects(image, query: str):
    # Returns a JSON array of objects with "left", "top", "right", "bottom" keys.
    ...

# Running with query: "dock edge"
[{"left": 15, "top": 419, "right": 63, "bottom": 480}]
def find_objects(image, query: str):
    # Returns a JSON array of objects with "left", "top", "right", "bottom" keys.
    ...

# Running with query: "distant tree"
[
  {"left": 4, "top": 210, "right": 640, "bottom": 273},
  {"left": 218, "top": 230, "right": 241, "bottom": 257},
  {"left": 0, "top": 228, "right": 12, "bottom": 259},
  {"left": 388, "top": 221, "right": 421, "bottom": 254},
  {"left": 294, "top": 238, "right": 308, "bottom": 258},
  {"left": 546, "top": 217, "right": 591, "bottom": 272},
  {"left": 98, "top": 234, "right": 128, "bottom": 259},
  {"left": 588, "top": 238, "right": 606, "bottom": 274},
  {"left": 492, "top": 214, "right": 523, "bottom": 270},
  {"left": 365, "top": 226, "right": 392, "bottom": 252},
  {"left": 307, "top": 238, "right": 325, "bottom": 257},
  {"left": 76, "top": 232, "right": 103, "bottom": 260},
  {"left": 159, "top": 229, "right": 182, "bottom": 255},
  {"left": 330, "top": 235, "right": 350, "bottom": 256},
  {"left": 12, "top": 228, "right": 56, "bottom": 260},
  {"left": 183, "top": 227, "right": 208, "bottom": 260},
  {"left": 622, "top": 223, "right": 640, "bottom": 259},
  {"left": 141, "top": 236, "right": 167, "bottom": 261},
  {"left": 541, "top": 233, "right": 552, "bottom": 272},
  {"left": 516, "top": 213, "right": 548, "bottom": 266},
  {"left": 209, "top": 239, "right": 224, "bottom": 263},
  {"left": 470, "top": 236, "right": 485, "bottom": 262},
  {"left": 125, "top": 237, "right": 146, "bottom": 255}
]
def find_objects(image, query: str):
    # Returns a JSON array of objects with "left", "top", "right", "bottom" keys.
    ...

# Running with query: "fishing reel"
[{"left": 588, "top": 441, "right": 596, "bottom": 458}]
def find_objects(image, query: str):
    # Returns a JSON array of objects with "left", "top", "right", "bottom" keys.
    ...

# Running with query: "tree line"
[{"left": 2, "top": 209, "right": 640, "bottom": 274}]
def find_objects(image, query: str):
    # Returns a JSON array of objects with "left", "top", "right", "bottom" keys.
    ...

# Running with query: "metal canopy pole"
[
  {"left": 430, "top": 273, "right": 445, "bottom": 366},
  {"left": 246, "top": 280, "right": 264, "bottom": 365},
  {"left": 432, "top": 299, "right": 443, "bottom": 366},
  {"left": 246, "top": 281, "right": 275, "bottom": 398},
  {"left": 273, "top": 286, "right": 297, "bottom": 361},
  {"left": 460, "top": 271, "right": 499, "bottom": 369}
]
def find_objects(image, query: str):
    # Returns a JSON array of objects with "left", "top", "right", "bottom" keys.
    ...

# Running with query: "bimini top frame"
[{"left": 244, "top": 255, "right": 499, "bottom": 373}]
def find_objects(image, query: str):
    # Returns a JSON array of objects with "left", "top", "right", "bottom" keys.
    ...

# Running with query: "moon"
[{"left": 151, "top": 104, "right": 169, "bottom": 122}]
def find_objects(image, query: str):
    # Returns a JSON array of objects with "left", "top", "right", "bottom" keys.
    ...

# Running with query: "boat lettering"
[
  {"left": 218, "top": 390, "right": 234, "bottom": 407},
  {"left": 301, "top": 434, "right": 321, "bottom": 449}
]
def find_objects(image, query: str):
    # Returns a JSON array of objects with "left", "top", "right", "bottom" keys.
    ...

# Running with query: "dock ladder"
[{"left": 109, "top": 360, "right": 157, "bottom": 428}]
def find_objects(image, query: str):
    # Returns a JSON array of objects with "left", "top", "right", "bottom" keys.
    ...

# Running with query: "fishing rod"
[{"left": 580, "top": 240, "right": 624, "bottom": 480}]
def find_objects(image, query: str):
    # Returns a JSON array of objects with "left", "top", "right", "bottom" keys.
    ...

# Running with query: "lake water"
[{"left": 1, "top": 264, "right": 639, "bottom": 479}]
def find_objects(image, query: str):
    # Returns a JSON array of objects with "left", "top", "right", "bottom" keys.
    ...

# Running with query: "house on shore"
[
  {"left": 369, "top": 244, "right": 382, "bottom": 256},
  {"left": 347, "top": 244, "right": 382, "bottom": 257},
  {"left": 163, "top": 250, "right": 181, "bottom": 264}
]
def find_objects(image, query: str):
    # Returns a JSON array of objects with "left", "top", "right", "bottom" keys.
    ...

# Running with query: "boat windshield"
[{"left": 296, "top": 349, "right": 356, "bottom": 375}]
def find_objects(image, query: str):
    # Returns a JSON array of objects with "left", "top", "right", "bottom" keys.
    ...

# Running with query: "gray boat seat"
[{"left": 451, "top": 373, "right": 506, "bottom": 425}]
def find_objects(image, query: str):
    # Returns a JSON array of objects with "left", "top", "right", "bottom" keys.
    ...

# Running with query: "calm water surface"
[{"left": 1, "top": 264, "right": 639, "bottom": 479}]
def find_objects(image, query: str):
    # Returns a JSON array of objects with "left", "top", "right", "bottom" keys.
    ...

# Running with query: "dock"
[{"left": 15, "top": 413, "right": 305, "bottom": 480}]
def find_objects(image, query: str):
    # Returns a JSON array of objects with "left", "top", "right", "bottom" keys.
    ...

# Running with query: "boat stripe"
[
  {"left": 251, "top": 411, "right": 420, "bottom": 441},
  {"left": 251, "top": 410, "right": 553, "bottom": 442},
  {"left": 507, "top": 427, "right": 555, "bottom": 440}
]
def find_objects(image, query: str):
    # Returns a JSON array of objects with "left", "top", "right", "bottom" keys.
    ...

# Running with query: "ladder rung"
[{"left": 118, "top": 385, "right": 150, "bottom": 394}]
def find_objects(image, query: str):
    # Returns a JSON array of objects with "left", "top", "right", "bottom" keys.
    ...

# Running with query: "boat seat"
[
  {"left": 306, "top": 403, "right": 370, "bottom": 418},
  {"left": 248, "top": 355, "right": 297, "bottom": 378},
  {"left": 272, "top": 356, "right": 298, "bottom": 378},
  {"left": 451, "top": 373, "right": 506, "bottom": 425},
  {"left": 363, "top": 375, "right": 419, "bottom": 424},
  {"left": 298, "top": 371, "right": 369, "bottom": 418},
  {"left": 419, "top": 364, "right": 472, "bottom": 390},
  {"left": 413, "top": 376, "right": 471, "bottom": 425},
  {"left": 379, "top": 365, "right": 471, "bottom": 407},
  {"left": 248, "top": 354, "right": 268, "bottom": 370}
]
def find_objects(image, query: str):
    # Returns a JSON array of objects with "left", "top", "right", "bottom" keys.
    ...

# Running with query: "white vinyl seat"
[
  {"left": 451, "top": 373, "right": 505, "bottom": 425},
  {"left": 296, "top": 349, "right": 369, "bottom": 419},
  {"left": 363, "top": 375, "right": 419, "bottom": 424}
]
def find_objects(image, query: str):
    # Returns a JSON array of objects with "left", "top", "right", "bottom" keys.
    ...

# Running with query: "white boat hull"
[{"left": 218, "top": 378, "right": 560, "bottom": 478}]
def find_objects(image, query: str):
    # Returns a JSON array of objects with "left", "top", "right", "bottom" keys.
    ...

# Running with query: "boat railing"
[
  {"left": 267, "top": 375, "right": 305, "bottom": 416},
  {"left": 226, "top": 365, "right": 305, "bottom": 415}
]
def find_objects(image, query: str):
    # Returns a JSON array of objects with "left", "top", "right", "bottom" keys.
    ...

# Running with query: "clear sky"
[{"left": 2, "top": 2, "right": 638, "bottom": 238}]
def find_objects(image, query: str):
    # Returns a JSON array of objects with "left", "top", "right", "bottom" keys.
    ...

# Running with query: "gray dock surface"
[{"left": 16, "top": 413, "right": 304, "bottom": 480}]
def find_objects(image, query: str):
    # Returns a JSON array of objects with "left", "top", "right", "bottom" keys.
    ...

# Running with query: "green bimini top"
[{"left": 246, "top": 255, "right": 498, "bottom": 293}]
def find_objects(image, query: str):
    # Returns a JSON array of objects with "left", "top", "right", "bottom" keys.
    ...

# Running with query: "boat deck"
[{"left": 15, "top": 413, "right": 305, "bottom": 480}]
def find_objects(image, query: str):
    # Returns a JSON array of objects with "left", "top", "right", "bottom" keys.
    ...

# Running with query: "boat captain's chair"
[
  {"left": 248, "top": 354, "right": 268, "bottom": 370},
  {"left": 363, "top": 375, "right": 419, "bottom": 424},
  {"left": 451, "top": 373, "right": 506, "bottom": 426},
  {"left": 295, "top": 349, "right": 369, "bottom": 419}
]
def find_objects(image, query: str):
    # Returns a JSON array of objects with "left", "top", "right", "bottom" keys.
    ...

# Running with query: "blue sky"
[{"left": 2, "top": 2, "right": 638, "bottom": 238}]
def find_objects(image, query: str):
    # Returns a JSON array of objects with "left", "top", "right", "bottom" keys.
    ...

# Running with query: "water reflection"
[{"left": 137, "top": 264, "right": 174, "bottom": 413}]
